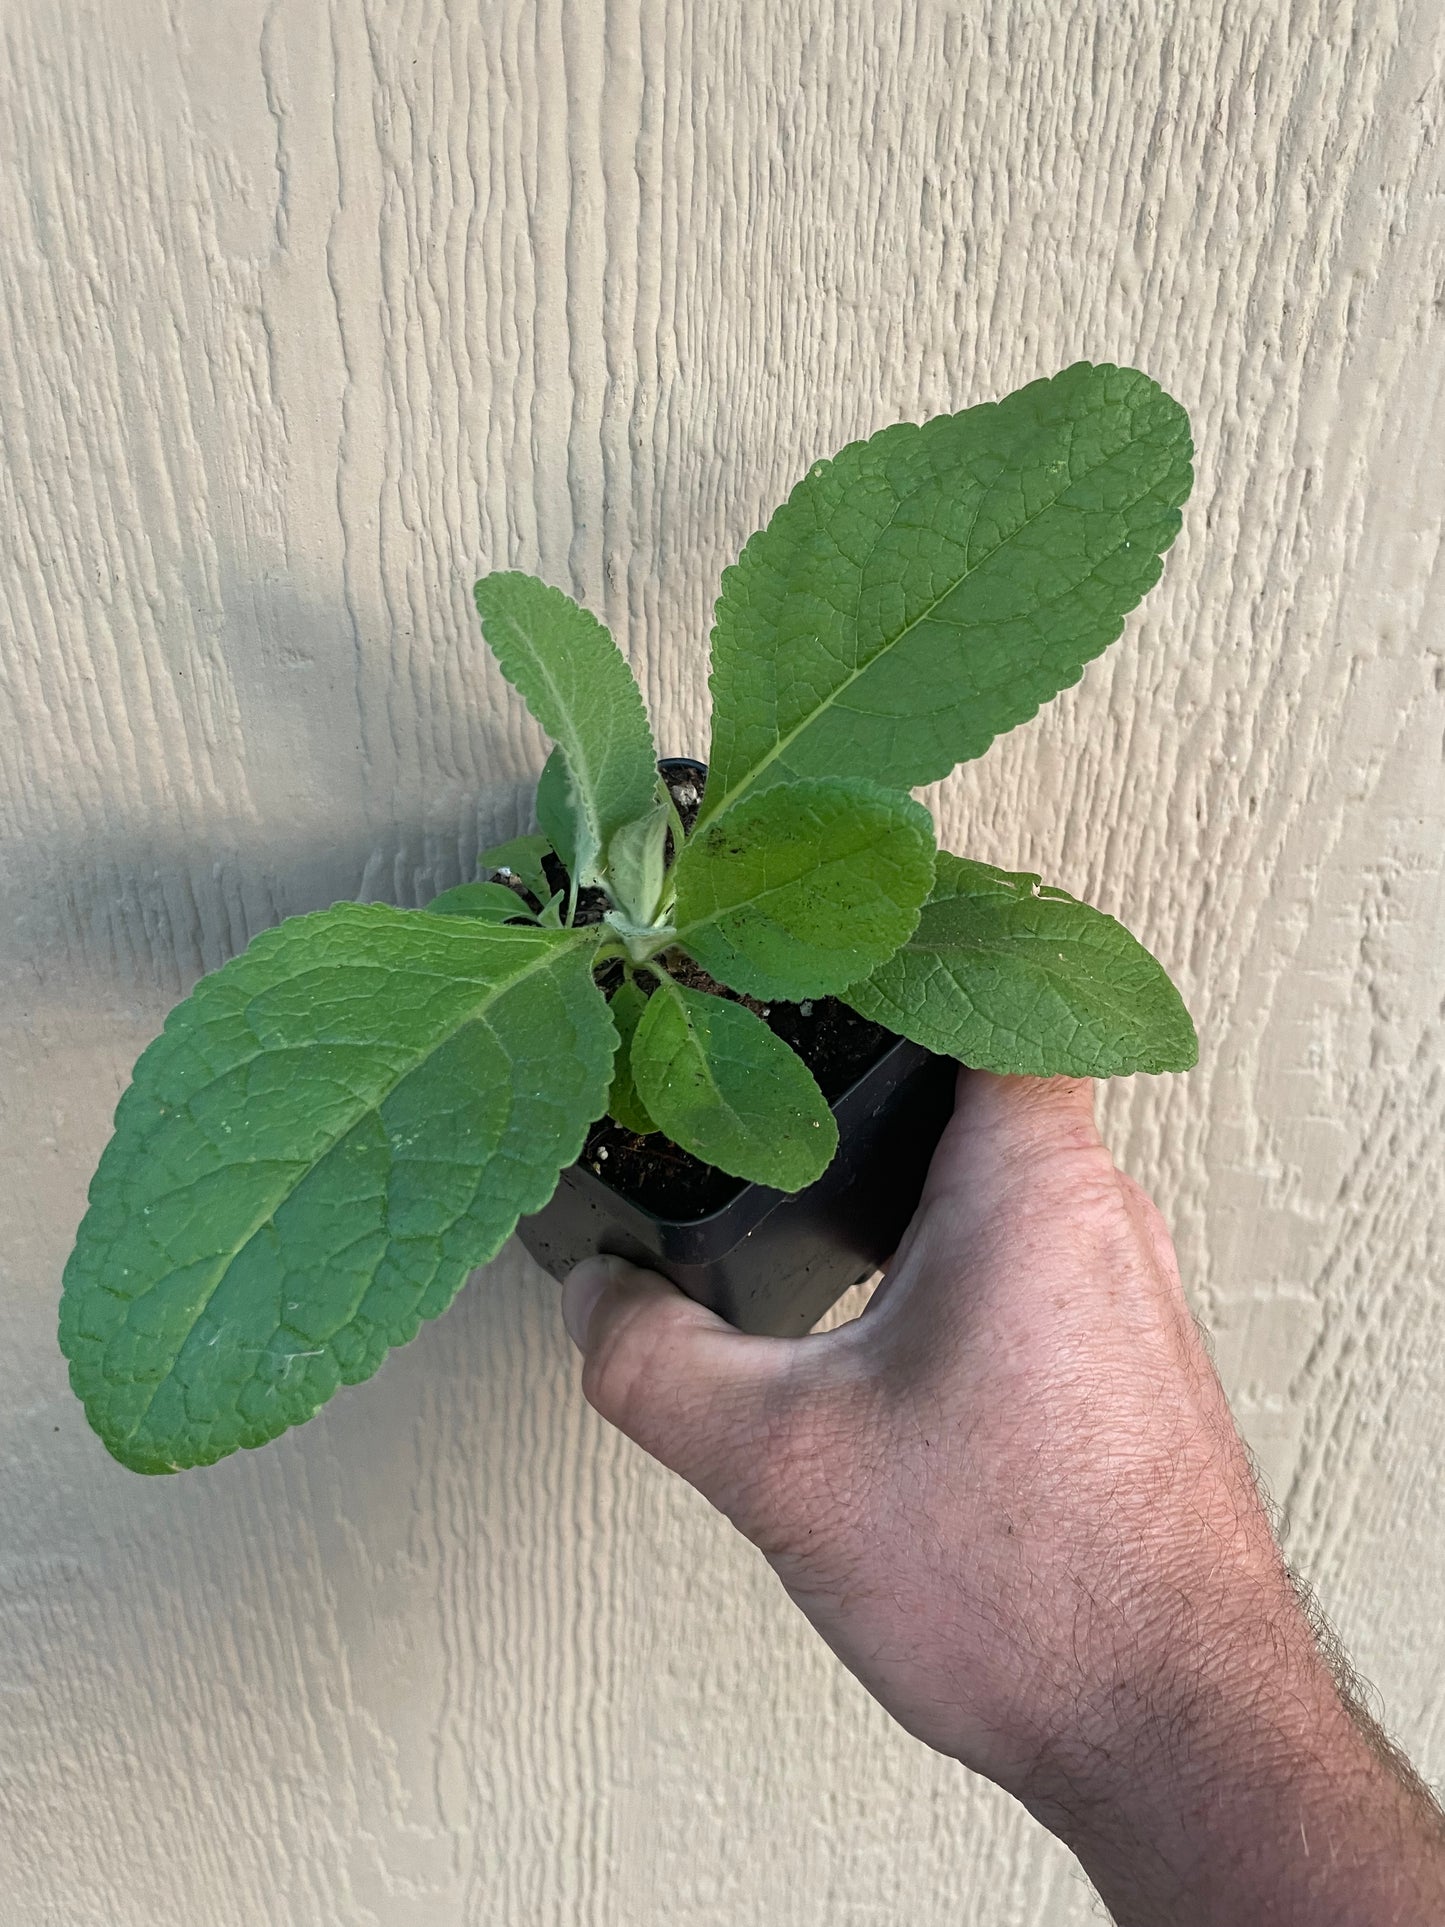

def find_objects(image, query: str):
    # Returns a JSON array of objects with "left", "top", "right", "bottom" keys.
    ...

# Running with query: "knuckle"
[{"left": 1004, "top": 1132, "right": 1120, "bottom": 1204}]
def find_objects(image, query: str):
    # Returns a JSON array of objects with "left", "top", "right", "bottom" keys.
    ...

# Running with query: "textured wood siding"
[{"left": 2, "top": 2, "right": 1442, "bottom": 1921}]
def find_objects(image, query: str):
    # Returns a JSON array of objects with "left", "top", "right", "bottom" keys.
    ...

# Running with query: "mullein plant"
[{"left": 61, "top": 361, "right": 1196, "bottom": 1473}]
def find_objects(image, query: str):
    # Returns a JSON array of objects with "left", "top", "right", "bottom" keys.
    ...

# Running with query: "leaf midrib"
[
  {"left": 652, "top": 978, "right": 761, "bottom": 1138},
  {"left": 108, "top": 927, "right": 598, "bottom": 1448},
  {"left": 702, "top": 409, "right": 1166, "bottom": 825},
  {"left": 651, "top": 978, "right": 797, "bottom": 1140},
  {"left": 674, "top": 848, "right": 864, "bottom": 949},
  {"left": 896, "top": 928, "right": 1173, "bottom": 1019},
  {"left": 904, "top": 928, "right": 1120, "bottom": 959},
  {"left": 498, "top": 608, "right": 610, "bottom": 848},
  {"left": 675, "top": 792, "right": 927, "bottom": 953}
]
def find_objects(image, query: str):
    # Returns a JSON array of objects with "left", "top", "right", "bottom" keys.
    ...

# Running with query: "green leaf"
[
  {"left": 478, "top": 834, "right": 553, "bottom": 901},
  {"left": 424, "top": 881, "right": 531, "bottom": 922},
  {"left": 603, "top": 978, "right": 657, "bottom": 1135},
  {"left": 475, "top": 572, "right": 657, "bottom": 881},
  {"left": 607, "top": 789, "right": 670, "bottom": 925},
  {"left": 673, "top": 778, "right": 936, "bottom": 1000},
  {"left": 536, "top": 745, "right": 584, "bottom": 882},
  {"left": 842, "top": 853, "right": 1197, "bottom": 1076},
  {"left": 630, "top": 977, "right": 837, "bottom": 1190},
  {"left": 59, "top": 907, "right": 616, "bottom": 1473},
  {"left": 702, "top": 363, "right": 1192, "bottom": 824}
]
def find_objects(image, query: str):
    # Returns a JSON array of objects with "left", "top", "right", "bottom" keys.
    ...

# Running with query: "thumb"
[
  {"left": 866, "top": 1071, "right": 1109, "bottom": 1322},
  {"left": 921, "top": 1069, "right": 1104, "bottom": 1208},
  {"left": 561, "top": 1254, "right": 801, "bottom": 1522}
]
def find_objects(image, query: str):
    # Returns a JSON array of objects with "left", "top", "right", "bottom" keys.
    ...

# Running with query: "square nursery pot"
[{"left": 517, "top": 1034, "right": 959, "bottom": 1338}]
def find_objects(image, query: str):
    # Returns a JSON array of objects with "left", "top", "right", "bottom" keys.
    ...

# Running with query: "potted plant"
[
  {"left": 60, "top": 360, "right": 1196, "bottom": 1474},
  {"left": 512, "top": 753, "right": 965, "bottom": 1339}
]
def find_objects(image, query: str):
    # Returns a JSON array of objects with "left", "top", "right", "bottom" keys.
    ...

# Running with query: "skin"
[{"left": 562, "top": 1071, "right": 1445, "bottom": 1926}]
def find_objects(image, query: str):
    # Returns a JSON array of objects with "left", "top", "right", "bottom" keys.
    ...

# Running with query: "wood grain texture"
[{"left": 2, "top": 1, "right": 1442, "bottom": 1920}]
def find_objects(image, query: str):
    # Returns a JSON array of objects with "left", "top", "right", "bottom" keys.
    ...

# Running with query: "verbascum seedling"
[{"left": 61, "top": 362, "right": 1196, "bottom": 1473}]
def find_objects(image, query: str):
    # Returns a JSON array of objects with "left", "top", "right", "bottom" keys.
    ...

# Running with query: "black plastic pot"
[{"left": 517, "top": 1035, "right": 958, "bottom": 1338}]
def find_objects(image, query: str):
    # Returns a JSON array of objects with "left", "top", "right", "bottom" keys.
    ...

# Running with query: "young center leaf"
[
  {"left": 603, "top": 977, "right": 658, "bottom": 1136},
  {"left": 701, "top": 363, "right": 1192, "bottom": 825},
  {"left": 59, "top": 907, "right": 616, "bottom": 1474},
  {"left": 672, "top": 777, "right": 936, "bottom": 1001},
  {"left": 630, "top": 977, "right": 838, "bottom": 1189},
  {"left": 535, "top": 745, "right": 582, "bottom": 881},
  {"left": 606, "top": 790, "right": 671, "bottom": 926},
  {"left": 475, "top": 572, "right": 658, "bottom": 882},
  {"left": 842, "top": 853, "right": 1197, "bottom": 1076}
]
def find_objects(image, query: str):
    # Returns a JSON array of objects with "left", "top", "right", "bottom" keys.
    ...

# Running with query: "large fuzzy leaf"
[
  {"left": 843, "top": 854, "right": 1197, "bottom": 1076},
  {"left": 474, "top": 572, "right": 658, "bottom": 880},
  {"left": 60, "top": 907, "right": 614, "bottom": 1473},
  {"left": 672, "top": 778, "right": 936, "bottom": 1000},
  {"left": 630, "top": 978, "right": 837, "bottom": 1189},
  {"left": 702, "top": 363, "right": 1192, "bottom": 823}
]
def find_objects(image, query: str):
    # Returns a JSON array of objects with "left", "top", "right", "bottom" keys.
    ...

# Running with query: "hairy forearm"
[{"left": 1027, "top": 1629, "right": 1445, "bottom": 1926}]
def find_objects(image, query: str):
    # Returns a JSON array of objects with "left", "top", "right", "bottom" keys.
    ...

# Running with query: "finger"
[{"left": 562, "top": 1255, "right": 801, "bottom": 1516}]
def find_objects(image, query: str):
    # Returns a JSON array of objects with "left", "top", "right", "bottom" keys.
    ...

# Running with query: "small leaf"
[
  {"left": 424, "top": 882, "right": 531, "bottom": 922},
  {"left": 607, "top": 790, "right": 670, "bottom": 925},
  {"left": 630, "top": 978, "right": 837, "bottom": 1190},
  {"left": 59, "top": 908, "right": 616, "bottom": 1473},
  {"left": 842, "top": 853, "right": 1197, "bottom": 1076},
  {"left": 673, "top": 777, "right": 936, "bottom": 1001},
  {"left": 478, "top": 834, "right": 553, "bottom": 901},
  {"left": 536, "top": 745, "right": 586, "bottom": 883},
  {"left": 475, "top": 572, "right": 657, "bottom": 881},
  {"left": 702, "top": 363, "right": 1192, "bottom": 823},
  {"left": 604, "top": 978, "right": 657, "bottom": 1135}
]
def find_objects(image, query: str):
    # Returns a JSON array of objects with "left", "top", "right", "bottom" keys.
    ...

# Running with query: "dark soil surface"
[{"left": 488, "top": 758, "right": 899, "bottom": 1220}]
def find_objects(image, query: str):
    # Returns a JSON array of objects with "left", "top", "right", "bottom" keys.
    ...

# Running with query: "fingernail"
[{"left": 562, "top": 1255, "right": 624, "bottom": 1351}]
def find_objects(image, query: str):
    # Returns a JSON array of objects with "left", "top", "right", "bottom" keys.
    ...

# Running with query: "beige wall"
[{"left": 3, "top": 3, "right": 1443, "bottom": 1921}]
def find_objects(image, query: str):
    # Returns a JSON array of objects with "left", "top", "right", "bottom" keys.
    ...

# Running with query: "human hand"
[{"left": 563, "top": 1071, "right": 1445, "bottom": 1925}]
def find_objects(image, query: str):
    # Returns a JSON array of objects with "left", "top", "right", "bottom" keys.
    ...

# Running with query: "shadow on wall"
[
  {"left": 4, "top": 804, "right": 538, "bottom": 1001},
  {"left": 4, "top": 569, "right": 553, "bottom": 999},
  {"left": 11, "top": 1222, "right": 584, "bottom": 1714},
  {"left": 6, "top": 574, "right": 598, "bottom": 1551}
]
